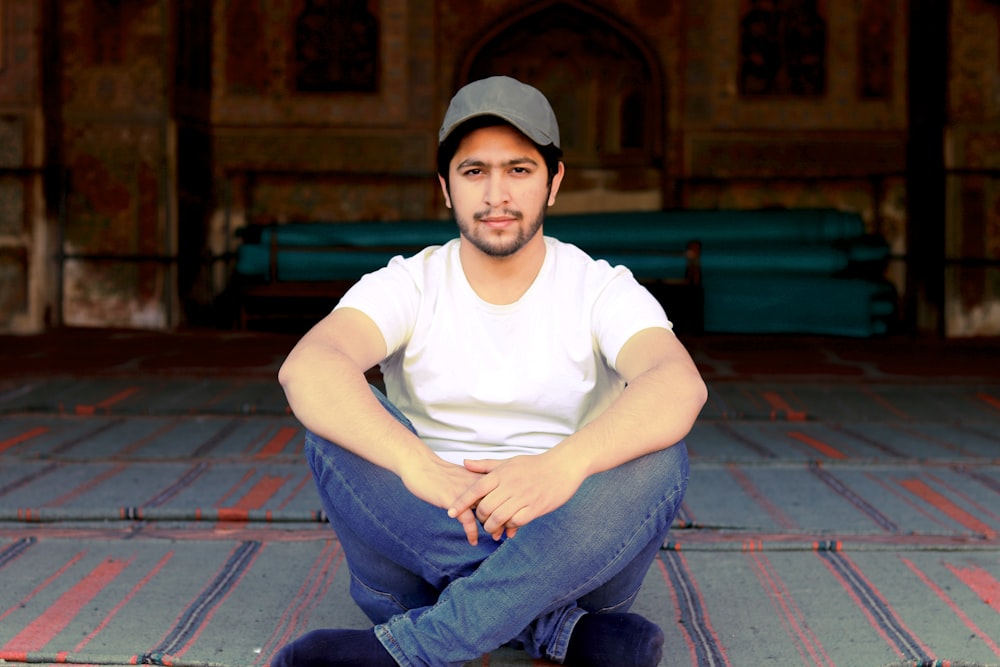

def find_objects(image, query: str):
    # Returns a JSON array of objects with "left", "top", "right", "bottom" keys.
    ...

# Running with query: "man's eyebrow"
[{"left": 455, "top": 155, "right": 540, "bottom": 170}]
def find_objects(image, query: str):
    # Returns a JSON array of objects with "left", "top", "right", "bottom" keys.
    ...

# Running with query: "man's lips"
[
  {"left": 481, "top": 217, "right": 517, "bottom": 228},
  {"left": 476, "top": 211, "right": 521, "bottom": 229}
]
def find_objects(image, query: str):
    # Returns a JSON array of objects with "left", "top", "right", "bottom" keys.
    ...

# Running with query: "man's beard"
[{"left": 456, "top": 200, "right": 547, "bottom": 258}]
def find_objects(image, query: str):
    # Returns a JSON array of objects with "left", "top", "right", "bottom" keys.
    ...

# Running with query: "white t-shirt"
[{"left": 335, "top": 236, "right": 672, "bottom": 464}]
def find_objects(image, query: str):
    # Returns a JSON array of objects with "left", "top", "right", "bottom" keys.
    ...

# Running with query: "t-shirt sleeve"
[
  {"left": 591, "top": 269, "right": 673, "bottom": 370},
  {"left": 333, "top": 254, "right": 421, "bottom": 357}
]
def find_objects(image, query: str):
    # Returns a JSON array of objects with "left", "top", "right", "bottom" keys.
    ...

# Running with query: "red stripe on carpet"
[
  {"left": 787, "top": 431, "right": 848, "bottom": 460},
  {"left": 75, "top": 387, "right": 142, "bottom": 415},
  {"left": 893, "top": 423, "right": 976, "bottom": 457},
  {"left": 977, "top": 391, "right": 1000, "bottom": 412},
  {"left": 0, "top": 552, "right": 86, "bottom": 625},
  {"left": 216, "top": 470, "right": 256, "bottom": 507},
  {"left": 233, "top": 476, "right": 290, "bottom": 511},
  {"left": 656, "top": 552, "right": 733, "bottom": 667},
  {"left": 926, "top": 472, "right": 1000, "bottom": 524},
  {"left": 818, "top": 551, "right": 932, "bottom": 660},
  {"left": 727, "top": 464, "right": 798, "bottom": 530},
  {"left": 899, "top": 479, "right": 997, "bottom": 538},
  {"left": 256, "top": 426, "right": 299, "bottom": 459},
  {"left": 276, "top": 472, "right": 314, "bottom": 512},
  {"left": 46, "top": 463, "right": 128, "bottom": 508},
  {"left": 859, "top": 386, "right": 911, "bottom": 419},
  {"left": 748, "top": 552, "right": 836, "bottom": 667},
  {"left": 904, "top": 558, "right": 1000, "bottom": 659},
  {"left": 945, "top": 562, "right": 1000, "bottom": 615},
  {"left": 199, "top": 379, "right": 249, "bottom": 411},
  {"left": 0, "top": 426, "right": 48, "bottom": 454},
  {"left": 867, "top": 473, "right": 955, "bottom": 533},
  {"left": 258, "top": 543, "right": 344, "bottom": 665},
  {"left": 216, "top": 475, "right": 291, "bottom": 527},
  {"left": 74, "top": 552, "right": 175, "bottom": 652},
  {"left": 3, "top": 557, "right": 132, "bottom": 652},
  {"left": 115, "top": 419, "right": 180, "bottom": 458},
  {"left": 762, "top": 391, "right": 807, "bottom": 421}
]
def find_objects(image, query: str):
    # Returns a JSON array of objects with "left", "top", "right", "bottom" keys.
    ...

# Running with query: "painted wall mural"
[
  {"left": 294, "top": 0, "right": 379, "bottom": 93},
  {"left": 738, "top": 0, "right": 827, "bottom": 97},
  {"left": 57, "top": 0, "right": 173, "bottom": 329}
]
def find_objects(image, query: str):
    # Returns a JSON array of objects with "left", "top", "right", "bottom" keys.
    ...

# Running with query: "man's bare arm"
[
  {"left": 452, "top": 326, "right": 707, "bottom": 539},
  {"left": 556, "top": 326, "right": 708, "bottom": 476},
  {"left": 279, "top": 308, "right": 483, "bottom": 544},
  {"left": 279, "top": 308, "right": 416, "bottom": 472}
]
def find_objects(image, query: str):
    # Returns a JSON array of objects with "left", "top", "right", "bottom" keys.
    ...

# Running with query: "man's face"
[{"left": 439, "top": 124, "right": 564, "bottom": 258}]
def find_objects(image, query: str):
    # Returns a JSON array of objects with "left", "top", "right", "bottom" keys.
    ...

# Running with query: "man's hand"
[
  {"left": 397, "top": 450, "right": 486, "bottom": 545},
  {"left": 447, "top": 449, "right": 587, "bottom": 543}
]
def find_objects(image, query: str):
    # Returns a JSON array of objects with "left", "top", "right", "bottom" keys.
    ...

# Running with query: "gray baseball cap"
[{"left": 439, "top": 76, "right": 560, "bottom": 149}]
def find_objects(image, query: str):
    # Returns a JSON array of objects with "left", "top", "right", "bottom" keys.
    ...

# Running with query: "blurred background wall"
[{"left": 0, "top": 0, "right": 997, "bottom": 336}]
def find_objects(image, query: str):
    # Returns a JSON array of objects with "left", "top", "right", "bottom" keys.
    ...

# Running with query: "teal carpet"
[{"left": 0, "top": 331, "right": 998, "bottom": 667}]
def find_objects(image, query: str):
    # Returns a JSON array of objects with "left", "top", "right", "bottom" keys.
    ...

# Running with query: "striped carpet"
[{"left": 0, "top": 334, "right": 998, "bottom": 667}]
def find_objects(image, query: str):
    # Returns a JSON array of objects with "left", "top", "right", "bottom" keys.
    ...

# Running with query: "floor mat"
[{"left": 1, "top": 356, "right": 998, "bottom": 666}]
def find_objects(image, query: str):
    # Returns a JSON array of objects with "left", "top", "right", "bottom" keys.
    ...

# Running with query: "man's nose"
[{"left": 484, "top": 174, "right": 510, "bottom": 207}]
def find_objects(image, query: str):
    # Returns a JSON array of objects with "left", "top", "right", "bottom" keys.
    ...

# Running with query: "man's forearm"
[
  {"left": 553, "top": 359, "right": 706, "bottom": 478},
  {"left": 279, "top": 342, "right": 429, "bottom": 476}
]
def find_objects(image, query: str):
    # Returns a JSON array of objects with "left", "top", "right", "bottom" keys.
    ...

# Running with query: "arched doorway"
[{"left": 457, "top": 1, "right": 665, "bottom": 202}]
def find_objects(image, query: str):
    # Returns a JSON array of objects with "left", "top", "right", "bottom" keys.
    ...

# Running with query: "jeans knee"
[
  {"left": 583, "top": 583, "right": 642, "bottom": 614},
  {"left": 349, "top": 571, "right": 439, "bottom": 624}
]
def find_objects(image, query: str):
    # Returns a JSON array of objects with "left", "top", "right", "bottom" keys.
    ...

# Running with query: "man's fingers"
[
  {"left": 447, "top": 477, "right": 495, "bottom": 519},
  {"left": 463, "top": 458, "right": 501, "bottom": 473},
  {"left": 455, "top": 508, "right": 479, "bottom": 546},
  {"left": 480, "top": 498, "right": 521, "bottom": 538}
]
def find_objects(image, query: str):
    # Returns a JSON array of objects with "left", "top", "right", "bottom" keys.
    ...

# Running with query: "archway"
[{"left": 458, "top": 1, "right": 664, "bottom": 172}]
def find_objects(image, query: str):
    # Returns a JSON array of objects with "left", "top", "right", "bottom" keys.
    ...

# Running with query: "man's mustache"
[{"left": 473, "top": 209, "right": 523, "bottom": 221}]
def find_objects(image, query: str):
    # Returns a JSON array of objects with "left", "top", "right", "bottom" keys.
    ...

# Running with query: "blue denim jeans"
[{"left": 305, "top": 386, "right": 689, "bottom": 667}]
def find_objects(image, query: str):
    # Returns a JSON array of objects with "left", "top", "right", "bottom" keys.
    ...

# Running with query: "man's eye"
[{"left": 463, "top": 169, "right": 482, "bottom": 176}]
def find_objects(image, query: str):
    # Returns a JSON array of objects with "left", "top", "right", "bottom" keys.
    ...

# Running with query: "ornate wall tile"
[
  {"left": 737, "top": 0, "right": 827, "bottom": 97},
  {"left": 212, "top": 0, "right": 408, "bottom": 126},
  {"left": 293, "top": 0, "right": 379, "bottom": 93},
  {"left": 704, "top": 0, "right": 906, "bottom": 130}
]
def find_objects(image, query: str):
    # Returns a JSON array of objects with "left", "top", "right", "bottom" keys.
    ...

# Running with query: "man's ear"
[
  {"left": 547, "top": 161, "right": 566, "bottom": 207},
  {"left": 438, "top": 174, "right": 452, "bottom": 209}
]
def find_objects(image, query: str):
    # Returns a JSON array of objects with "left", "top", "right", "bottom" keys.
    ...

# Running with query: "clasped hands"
[{"left": 402, "top": 447, "right": 585, "bottom": 546}]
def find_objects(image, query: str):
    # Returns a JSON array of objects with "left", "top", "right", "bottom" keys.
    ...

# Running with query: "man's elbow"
[
  {"left": 692, "top": 375, "right": 709, "bottom": 411},
  {"left": 277, "top": 348, "right": 305, "bottom": 393},
  {"left": 671, "top": 370, "right": 708, "bottom": 431}
]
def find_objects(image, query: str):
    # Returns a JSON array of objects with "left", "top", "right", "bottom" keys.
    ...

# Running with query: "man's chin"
[
  {"left": 470, "top": 237, "right": 524, "bottom": 258},
  {"left": 459, "top": 216, "right": 544, "bottom": 258}
]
